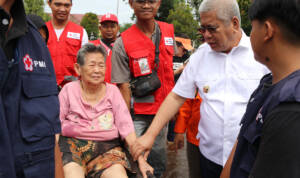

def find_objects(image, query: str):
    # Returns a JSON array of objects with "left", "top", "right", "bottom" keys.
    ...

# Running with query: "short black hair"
[
  {"left": 249, "top": 0, "right": 300, "bottom": 44},
  {"left": 48, "top": 0, "right": 72, "bottom": 3},
  {"left": 77, "top": 43, "right": 107, "bottom": 66}
]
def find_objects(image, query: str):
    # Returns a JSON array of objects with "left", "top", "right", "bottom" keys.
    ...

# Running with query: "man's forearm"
[
  {"left": 117, "top": 83, "right": 131, "bottom": 110},
  {"left": 145, "top": 92, "right": 186, "bottom": 138}
]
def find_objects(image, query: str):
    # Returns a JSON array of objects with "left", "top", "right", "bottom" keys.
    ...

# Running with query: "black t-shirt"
[
  {"left": 101, "top": 38, "right": 114, "bottom": 50},
  {"left": 250, "top": 102, "right": 300, "bottom": 178}
]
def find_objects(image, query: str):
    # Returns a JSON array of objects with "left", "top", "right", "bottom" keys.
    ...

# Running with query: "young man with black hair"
[
  {"left": 221, "top": 0, "right": 300, "bottom": 178},
  {"left": 46, "top": 0, "right": 88, "bottom": 88},
  {"left": 111, "top": 0, "right": 176, "bottom": 177},
  {"left": 0, "top": 0, "right": 61, "bottom": 177},
  {"left": 90, "top": 13, "right": 120, "bottom": 83}
]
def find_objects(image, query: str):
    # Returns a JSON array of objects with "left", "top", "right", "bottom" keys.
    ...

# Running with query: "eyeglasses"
[
  {"left": 134, "top": 0, "right": 159, "bottom": 4},
  {"left": 198, "top": 25, "right": 219, "bottom": 34}
]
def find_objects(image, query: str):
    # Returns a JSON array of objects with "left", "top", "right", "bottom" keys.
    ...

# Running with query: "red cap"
[{"left": 100, "top": 13, "right": 119, "bottom": 24}]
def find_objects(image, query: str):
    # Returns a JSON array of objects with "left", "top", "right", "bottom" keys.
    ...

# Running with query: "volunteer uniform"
[
  {"left": 90, "top": 39, "right": 113, "bottom": 83},
  {"left": 0, "top": 2, "right": 61, "bottom": 177},
  {"left": 46, "top": 21, "right": 88, "bottom": 86},
  {"left": 111, "top": 21, "right": 175, "bottom": 177},
  {"left": 231, "top": 71, "right": 300, "bottom": 178}
]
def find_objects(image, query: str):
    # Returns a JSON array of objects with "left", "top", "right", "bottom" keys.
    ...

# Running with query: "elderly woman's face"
[{"left": 79, "top": 52, "right": 105, "bottom": 85}]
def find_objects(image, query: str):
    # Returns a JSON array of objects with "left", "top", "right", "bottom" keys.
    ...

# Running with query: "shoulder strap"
[{"left": 154, "top": 23, "right": 160, "bottom": 71}]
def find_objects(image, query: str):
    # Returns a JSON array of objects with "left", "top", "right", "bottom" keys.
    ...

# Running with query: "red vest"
[
  {"left": 46, "top": 21, "right": 84, "bottom": 86},
  {"left": 89, "top": 39, "right": 112, "bottom": 83},
  {"left": 121, "top": 21, "right": 175, "bottom": 115}
]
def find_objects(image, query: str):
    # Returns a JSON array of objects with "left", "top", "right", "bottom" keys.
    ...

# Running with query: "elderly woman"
[{"left": 58, "top": 43, "right": 153, "bottom": 178}]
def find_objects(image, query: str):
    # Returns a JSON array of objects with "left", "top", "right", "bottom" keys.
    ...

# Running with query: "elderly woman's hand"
[{"left": 137, "top": 156, "right": 154, "bottom": 178}]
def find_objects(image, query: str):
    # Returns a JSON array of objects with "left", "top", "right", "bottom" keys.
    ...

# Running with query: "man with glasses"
[
  {"left": 46, "top": 0, "right": 88, "bottom": 89},
  {"left": 90, "top": 13, "right": 119, "bottom": 83},
  {"left": 131, "top": 0, "right": 269, "bottom": 178},
  {"left": 0, "top": 0, "right": 61, "bottom": 177},
  {"left": 111, "top": 0, "right": 176, "bottom": 177}
]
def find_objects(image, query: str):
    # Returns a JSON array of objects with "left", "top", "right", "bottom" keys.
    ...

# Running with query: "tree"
[
  {"left": 120, "top": 23, "right": 133, "bottom": 33},
  {"left": 187, "top": 0, "right": 202, "bottom": 22},
  {"left": 167, "top": 2, "right": 199, "bottom": 44},
  {"left": 80, "top": 13, "right": 99, "bottom": 40},
  {"left": 24, "top": 0, "right": 51, "bottom": 22},
  {"left": 156, "top": 0, "right": 176, "bottom": 22},
  {"left": 238, "top": 0, "right": 251, "bottom": 35}
]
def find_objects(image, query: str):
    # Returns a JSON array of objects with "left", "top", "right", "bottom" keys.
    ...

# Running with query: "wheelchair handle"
[{"left": 146, "top": 170, "right": 155, "bottom": 178}]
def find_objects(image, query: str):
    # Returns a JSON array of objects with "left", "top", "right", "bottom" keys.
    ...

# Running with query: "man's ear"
[
  {"left": 157, "top": 0, "right": 162, "bottom": 7},
  {"left": 129, "top": 0, "right": 133, "bottom": 8},
  {"left": 232, "top": 16, "right": 240, "bottom": 30},
  {"left": 263, "top": 20, "right": 275, "bottom": 42},
  {"left": 74, "top": 63, "right": 81, "bottom": 76}
]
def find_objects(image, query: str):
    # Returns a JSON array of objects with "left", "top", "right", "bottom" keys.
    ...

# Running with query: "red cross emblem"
[{"left": 23, "top": 54, "right": 33, "bottom": 72}]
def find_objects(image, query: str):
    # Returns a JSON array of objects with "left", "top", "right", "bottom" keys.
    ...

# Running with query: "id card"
[
  {"left": 138, "top": 58, "right": 151, "bottom": 74},
  {"left": 67, "top": 32, "right": 81, "bottom": 40}
]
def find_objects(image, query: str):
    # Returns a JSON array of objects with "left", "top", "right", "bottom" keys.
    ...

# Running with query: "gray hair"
[
  {"left": 199, "top": 0, "right": 241, "bottom": 26},
  {"left": 77, "top": 43, "right": 107, "bottom": 66}
]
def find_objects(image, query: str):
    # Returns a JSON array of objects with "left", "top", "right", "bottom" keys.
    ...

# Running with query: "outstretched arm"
[
  {"left": 131, "top": 92, "right": 186, "bottom": 160},
  {"left": 220, "top": 140, "right": 237, "bottom": 178}
]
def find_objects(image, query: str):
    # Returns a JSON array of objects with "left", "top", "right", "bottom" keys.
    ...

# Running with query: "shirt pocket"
[
  {"left": 236, "top": 72, "right": 262, "bottom": 101},
  {"left": 64, "top": 39, "right": 81, "bottom": 67},
  {"left": 20, "top": 76, "right": 60, "bottom": 142},
  {"left": 240, "top": 120, "right": 261, "bottom": 173},
  {"left": 195, "top": 77, "right": 218, "bottom": 99},
  {"left": 165, "top": 45, "right": 174, "bottom": 56},
  {"left": 129, "top": 50, "right": 153, "bottom": 78}
]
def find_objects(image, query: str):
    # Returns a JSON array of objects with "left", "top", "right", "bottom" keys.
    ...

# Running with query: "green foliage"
[
  {"left": 237, "top": 0, "right": 252, "bottom": 35},
  {"left": 187, "top": 0, "right": 202, "bottom": 22},
  {"left": 80, "top": 13, "right": 100, "bottom": 40},
  {"left": 120, "top": 23, "right": 133, "bottom": 33},
  {"left": 24, "top": 0, "right": 50, "bottom": 22},
  {"left": 167, "top": 2, "right": 199, "bottom": 44}
]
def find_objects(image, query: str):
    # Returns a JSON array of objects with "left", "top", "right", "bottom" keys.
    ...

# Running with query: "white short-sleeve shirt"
[{"left": 173, "top": 32, "right": 269, "bottom": 166}]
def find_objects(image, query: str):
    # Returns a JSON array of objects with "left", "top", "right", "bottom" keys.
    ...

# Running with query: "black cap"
[{"left": 27, "top": 14, "right": 49, "bottom": 43}]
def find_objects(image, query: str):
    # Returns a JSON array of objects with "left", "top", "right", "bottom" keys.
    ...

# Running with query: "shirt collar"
[
  {"left": 237, "top": 31, "right": 250, "bottom": 49},
  {"left": 6, "top": 0, "right": 28, "bottom": 42}
]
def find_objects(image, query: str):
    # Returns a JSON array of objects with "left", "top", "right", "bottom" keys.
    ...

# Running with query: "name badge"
[
  {"left": 67, "top": 32, "right": 81, "bottom": 40},
  {"left": 173, "top": 62, "right": 183, "bottom": 70},
  {"left": 138, "top": 58, "right": 150, "bottom": 74},
  {"left": 164, "top": 37, "right": 174, "bottom": 46}
]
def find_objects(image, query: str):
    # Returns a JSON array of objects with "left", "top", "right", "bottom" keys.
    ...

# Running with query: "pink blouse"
[{"left": 59, "top": 81, "right": 134, "bottom": 141}]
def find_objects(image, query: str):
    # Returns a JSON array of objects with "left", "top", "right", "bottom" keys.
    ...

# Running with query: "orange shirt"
[{"left": 174, "top": 94, "right": 201, "bottom": 146}]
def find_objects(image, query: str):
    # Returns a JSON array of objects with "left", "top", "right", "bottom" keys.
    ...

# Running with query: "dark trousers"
[
  {"left": 167, "top": 120, "right": 176, "bottom": 142},
  {"left": 187, "top": 142, "right": 202, "bottom": 178},
  {"left": 199, "top": 150, "right": 223, "bottom": 178}
]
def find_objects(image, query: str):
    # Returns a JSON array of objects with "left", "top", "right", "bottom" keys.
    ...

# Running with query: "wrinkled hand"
[
  {"left": 174, "top": 133, "right": 185, "bottom": 152},
  {"left": 131, "top": 134, "right": 155, "bottom": 161},
  {"left": 137, "top": 156, "right": 154, "bottom": 178}
]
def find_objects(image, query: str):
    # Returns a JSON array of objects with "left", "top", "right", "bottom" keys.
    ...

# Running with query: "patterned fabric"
[{"left": 58, "top": 136, "right": 135, "bottom": 177}]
